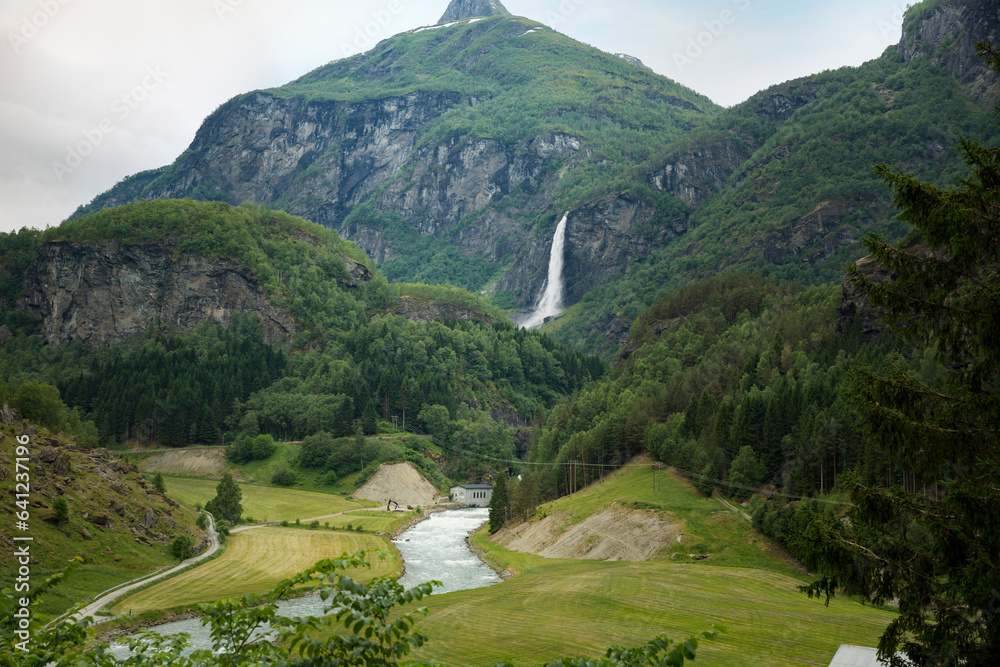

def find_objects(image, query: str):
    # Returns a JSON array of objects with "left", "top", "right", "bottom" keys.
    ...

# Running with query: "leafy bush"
[{"left": 271, "top": 465, "right": 296, "bottom": 487}]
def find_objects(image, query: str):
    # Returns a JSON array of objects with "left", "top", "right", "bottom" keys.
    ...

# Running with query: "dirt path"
[{"left": 713, "top": 492, "right": 752, "bottom": 522}]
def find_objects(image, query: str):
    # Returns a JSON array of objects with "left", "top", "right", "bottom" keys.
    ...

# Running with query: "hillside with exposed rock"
[{"left": 0, "top": 407, "right": 201, "bottom": 616}]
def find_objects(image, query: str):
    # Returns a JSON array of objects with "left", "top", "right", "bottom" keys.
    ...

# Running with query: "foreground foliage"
[
  {"left": 802, "top": 47, "right": 1000, "bottom": 664},
  {"left": 1, "top": 554, "right": 720, "bottom": 666}
]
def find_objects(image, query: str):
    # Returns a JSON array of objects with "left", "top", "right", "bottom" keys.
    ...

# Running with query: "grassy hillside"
[
  {"left": 275, "top": 15, "right": 717, "bottom": 155},
  {"left": 405, "top": 461, "right": 892, "bottom": 665},
  {"left": 0, "top": 420, "right": 201, "bottom": 618},
  {"left": 515, "top": 459, "right": 799, "bottom": 574}
]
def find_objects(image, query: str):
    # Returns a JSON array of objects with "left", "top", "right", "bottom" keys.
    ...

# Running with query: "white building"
[
  {"left": 450, "top": 483, "right": 493, "bottom": 507},
  {"left": 828, "top": 645, "right": 911, "bottom": 667}
]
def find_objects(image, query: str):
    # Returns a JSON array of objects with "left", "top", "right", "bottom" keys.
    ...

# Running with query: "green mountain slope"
[{"left": 556, "top": 49, "right": 999, "bottom": 351}]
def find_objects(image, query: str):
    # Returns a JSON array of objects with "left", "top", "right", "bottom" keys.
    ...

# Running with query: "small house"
[{"left": 450, "top": 483, "right": 493, "bottom": 507}]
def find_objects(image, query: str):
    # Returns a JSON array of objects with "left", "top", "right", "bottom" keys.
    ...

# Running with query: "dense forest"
[{"left": 0, "top": 200, "right": 602, "bottom": 480}]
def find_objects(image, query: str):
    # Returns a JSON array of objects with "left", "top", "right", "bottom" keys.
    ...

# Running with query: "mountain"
[
  {"left": 71, "top": 12, "right": 718, "bottom": 326},
  {"left": 439, "top": 0, "right": 510, "bottom": 22},
  {"left": 74, "top": 0, "right": 1000, "bottom": 352}
]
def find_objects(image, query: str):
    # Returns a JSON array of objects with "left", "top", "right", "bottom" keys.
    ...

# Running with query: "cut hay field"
[
  {"left": 409, "top": 550, "right": 895, "bottom": 666},
  {"left": 163, "top": 477, "right": 363, "bottom": 522},
  {"left": 111, "top": 527, "right": 399, "bottom": 614},
  {"left": 325, "top": 510, "right": 416, "bottom": 534}
]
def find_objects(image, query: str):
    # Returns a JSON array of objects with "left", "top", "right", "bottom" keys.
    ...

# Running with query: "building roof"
[
  {"left": 829, "top": 645, "right": 910, "bottom": 667},
  {"left": 452, "top": 483, "right": 493, "bottom": 489}
]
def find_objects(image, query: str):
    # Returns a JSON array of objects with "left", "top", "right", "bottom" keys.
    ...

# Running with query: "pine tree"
[
  {"left": 804, "top": 44, "right": 1000, "bottom": 666},
  {"left": 489, "top": 474, "right": 509, "bottom": 533},
  {"left": 362, "top": 399, "right": 378, "bottom": 436},
  {"left": 205, "top": 472, "right": 243, "bottom": 524}
]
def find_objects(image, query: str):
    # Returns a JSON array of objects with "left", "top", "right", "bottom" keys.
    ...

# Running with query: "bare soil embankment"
[
  {"left": 138, "top": 448, "right": 233, "bottom": 478},
  {"left": 493, "top": 503, "right": 682, "bottom": 561},
  {"left": 354, "top": 462, "right": 439, "bottom": 507}
]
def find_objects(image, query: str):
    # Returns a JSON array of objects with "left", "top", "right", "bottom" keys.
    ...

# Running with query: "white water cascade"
[{"left": 520, "top": 212, "right": 568, "bottom": 330}]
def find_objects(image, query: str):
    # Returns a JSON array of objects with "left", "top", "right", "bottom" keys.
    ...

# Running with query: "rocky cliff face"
[
  {"left": 730, "top": 201, "right": 859, "bottom": 267},
  {"left": 898, "top": 0, "right": 1000, "bottom": 98},
  {"left": 22, "top": 240, "right": 297, "bottom": 346},
  {"left": 496, "top": 194, "right": 673, "bottom": 309},
  {"left": 146, "top": 91, "right": 463, "bottom": 229},
  {"left": 649, "top": 138, "right": 751, "bottom": 208}
]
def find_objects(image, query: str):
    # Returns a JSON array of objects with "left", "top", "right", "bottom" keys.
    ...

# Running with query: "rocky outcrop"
[
  {"left": 439, "top": 0, "right": 510, "bottom": 23},
  {"left": 727, "top": 202, "right": 858, "bottom": 268},
  {"left": 649, "top": 138, "right": 751, "bottom": 207},
  {"left": 22, "top": 240, "right": 296, "bottom": 347},
  {"left": 898, "top": 0, "right": 1000, "bottom": 98},
  {"left": 614, "top": 53, "right": 653, "bottom": 72},
  {"left": 389, "top": 295, "right": 500, "bottom": 325},
  {"left": 838, "top": 254, "right": 890, "bottom": 342},
  {"left": 740, "top": 79, "right": 821, "bottom": 122}
]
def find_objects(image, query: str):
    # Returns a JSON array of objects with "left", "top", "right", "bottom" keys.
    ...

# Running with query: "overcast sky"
[{"left": 0, "top": 0, "right": 912, "bottom": 234}]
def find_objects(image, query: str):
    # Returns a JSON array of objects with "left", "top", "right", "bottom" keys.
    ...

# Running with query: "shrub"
[
  {"left": 51, "top": 497, "right": 69, "bottom": 523},
  {"left": 271, "top": 465, "right": 296, "bottom": 487},
  {"left": 170, "top": 535, "right": 193, "bottom": 560}
]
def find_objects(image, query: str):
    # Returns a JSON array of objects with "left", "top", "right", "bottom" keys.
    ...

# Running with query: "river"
[{"left": 109, "top": 506, "right": 499, "bottom": 657}]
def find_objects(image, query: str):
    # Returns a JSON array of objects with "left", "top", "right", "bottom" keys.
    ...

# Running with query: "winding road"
[{"left": 69, "top": 513, "right": 220, "bottom": 623}]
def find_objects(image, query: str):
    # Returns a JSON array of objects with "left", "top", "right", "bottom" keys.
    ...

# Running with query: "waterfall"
[{"left": 520, "top": 212, "right": 568, "bottom": 330}]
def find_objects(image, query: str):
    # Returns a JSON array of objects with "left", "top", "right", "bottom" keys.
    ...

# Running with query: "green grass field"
[
  {"left": 323, "top": 510, "right": 417, "bottom": 534},
  {"left": 163, "top": 477, "right": 364, "bottom": 522},
  {"left": 111, "top": 527, "right": 399, "bottom": 614},
  {"left": 409, "top": 553, "right": 895, "bottom": 666}
]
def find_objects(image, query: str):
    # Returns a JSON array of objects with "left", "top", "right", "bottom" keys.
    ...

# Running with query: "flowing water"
[
  {"left": 396, "top": 506, "right": 501, "bottom": 594},
  {"left": 520, "top": 212, "right": 568, "bottom": 330},
  {"left": 109, "top": 507, "right": 498, "bottom": 657}
]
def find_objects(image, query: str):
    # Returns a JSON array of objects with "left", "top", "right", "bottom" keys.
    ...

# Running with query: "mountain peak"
[{"left": 438, "top": 0, "right": 510, "bottom": 23}]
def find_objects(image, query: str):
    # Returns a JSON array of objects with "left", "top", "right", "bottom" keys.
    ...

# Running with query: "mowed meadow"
[
  {"left": 410, "top": 556, "right": 895, "bottom": 666},
  {"left": 163, "top": 476, "right": 365, "bottom": 522},
  {"left": 111, "top": 527, "right": 400, "bottom": 614}
]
